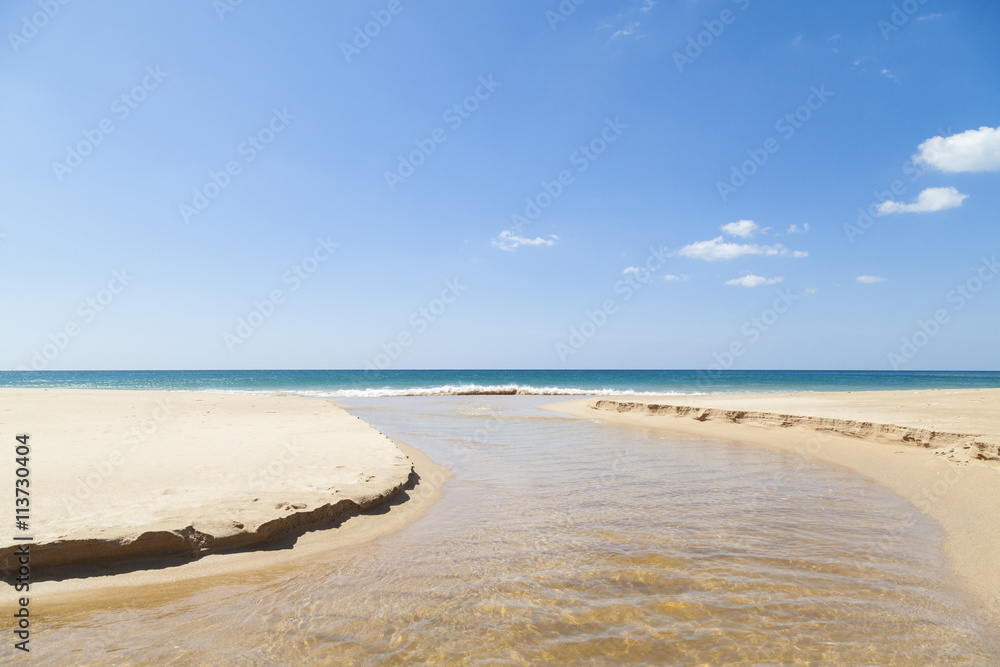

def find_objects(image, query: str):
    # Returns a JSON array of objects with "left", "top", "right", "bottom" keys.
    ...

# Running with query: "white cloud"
[
  {"left": 607, "top": 1, "right": 655, "bottom": 42},
  {"left": 720, "top": 219, "right": 758, "bottom": 238},
  {"left": 857, "top": 275, "right": 886, "bottom": 284},
  {"left": 662, "top": 274, "right": 690, "bottom": 282},
  {"left": 675, "top": 237, "right": 807, "bottom": 261},
  {"left": 787, "top": 223, "right": 810, "bottom": 234},
  {"left": 918, "top": 12, "right": 942, "bottom": 21},
  {"left": 914, "top": 126, "right": 1000, "bottom": 173},
  {"left": 611, "top": 21, "right": 641, "bottom": 40},
  {"left": 877, "top": 186, "right": 968, "bottom": 214},
  {"left": 491, "top": 231, "right": 559, "bottom": 252},
  {"left": 724, "top": 275, "right": 784, "bottom": 288},
  {"left": 880, "top": 68, "right": 900, "bottom": 82}
]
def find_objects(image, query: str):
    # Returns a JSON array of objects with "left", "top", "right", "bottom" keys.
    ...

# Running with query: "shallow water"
[{"left": 29, "top": 396, "right": 1000, "bottom": 665}]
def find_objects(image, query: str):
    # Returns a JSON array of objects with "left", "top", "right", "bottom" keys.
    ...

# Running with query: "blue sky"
[{"left": 1, "top": 0, "right": 998, "bottom": 371}]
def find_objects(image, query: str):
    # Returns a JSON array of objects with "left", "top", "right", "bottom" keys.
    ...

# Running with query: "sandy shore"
[
  {"left": 543, "top": 388, "right": 1000, "bottom": 621},
  {"left": 0, "top": 389, "right": 448, "bottom": 589}
]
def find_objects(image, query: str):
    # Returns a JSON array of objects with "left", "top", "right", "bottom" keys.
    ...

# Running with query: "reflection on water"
[{"left": 33, "top": 397, "right": 1000, "bottom": 665}]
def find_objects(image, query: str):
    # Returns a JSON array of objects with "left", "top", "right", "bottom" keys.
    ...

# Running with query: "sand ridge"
[
  {"left": 591, "top": 396, "right": 1000, "bottom": 464},
  {"left": 0, "top": 390, "right": 415, "bottom": 575}
]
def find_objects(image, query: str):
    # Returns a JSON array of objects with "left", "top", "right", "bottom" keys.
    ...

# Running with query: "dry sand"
[
  {"left": 0, "top": 389, "right": 449, "bottom": 600},
  {"left": 543, "top": 388, "right": 1000, "bottom": 622}
]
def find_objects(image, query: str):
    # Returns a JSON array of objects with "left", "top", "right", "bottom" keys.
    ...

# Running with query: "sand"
[
  {"left": 543, "top": 389, "right": 1000, "bottom": 622},
  {"left": 0, "top": 389, "right": 447, "bottom": 586},
  {"left": 6, "top": 386, "right": 999, "bottom": 626}
]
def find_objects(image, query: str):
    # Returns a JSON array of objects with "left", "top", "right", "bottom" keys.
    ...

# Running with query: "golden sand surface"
[{"left": 0, "top": 389, "right": 449, "bottom": 605}]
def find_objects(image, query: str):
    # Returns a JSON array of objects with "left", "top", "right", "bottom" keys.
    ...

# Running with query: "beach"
[
  {"left": 0, "top": 389, "right": 449, "bottom": 599},
  {"left": 4, "top": 384, "right": 1000, "bottom": 663},
  {"left": 545, "top": 388, "right": 1000, "bottom": 622},
  {"left": 7, "top": 0, "right": 998, "bottom": 660}
]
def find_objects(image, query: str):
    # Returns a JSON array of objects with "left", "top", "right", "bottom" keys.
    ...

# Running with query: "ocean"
[{"left": 2, "top": 368, "right": 999, "bottom": 395}]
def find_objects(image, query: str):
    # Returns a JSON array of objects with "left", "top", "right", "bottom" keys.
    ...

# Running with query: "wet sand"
[{"left": 543, "top": 388, "right": 1000, "bottom": 622}]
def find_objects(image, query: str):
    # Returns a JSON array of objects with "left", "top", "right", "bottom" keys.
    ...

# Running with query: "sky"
[{"left": 1, "top": 0, "right": 998, "bottom": 371}]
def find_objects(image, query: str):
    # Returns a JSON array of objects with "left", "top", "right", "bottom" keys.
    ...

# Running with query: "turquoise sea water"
[{"left": 1, "top": 369, "right": 999, "bottom": 395}]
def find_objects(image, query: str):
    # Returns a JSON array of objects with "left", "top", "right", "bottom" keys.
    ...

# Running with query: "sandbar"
[{"left": 0, "top": 389, "right": 446, "bottom": 588}]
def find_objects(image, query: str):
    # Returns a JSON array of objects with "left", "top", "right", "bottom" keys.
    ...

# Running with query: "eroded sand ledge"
[
  {"left": 543, "top": 389, "right": 1000, "bottom": 621},
  {"left": 591, "top": 396, "right": 1000, "bottom": 463},
  {"left": 0, "top": 390, "right": 416, "bottom": 575}
]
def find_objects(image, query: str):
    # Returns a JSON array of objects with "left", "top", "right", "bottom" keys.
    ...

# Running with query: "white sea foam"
[{"left": 193, "top": 384, "right": 703, "bottom": 399}]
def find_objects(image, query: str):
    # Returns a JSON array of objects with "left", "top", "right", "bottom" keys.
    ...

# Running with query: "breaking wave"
[{"left": 197, "top": 384, "right": 698, "bottom": 399}]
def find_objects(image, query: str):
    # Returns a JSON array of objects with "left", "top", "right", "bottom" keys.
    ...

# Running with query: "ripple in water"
[{"left": 34, "top": 396, "right": 1000, "bottom": 665}]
